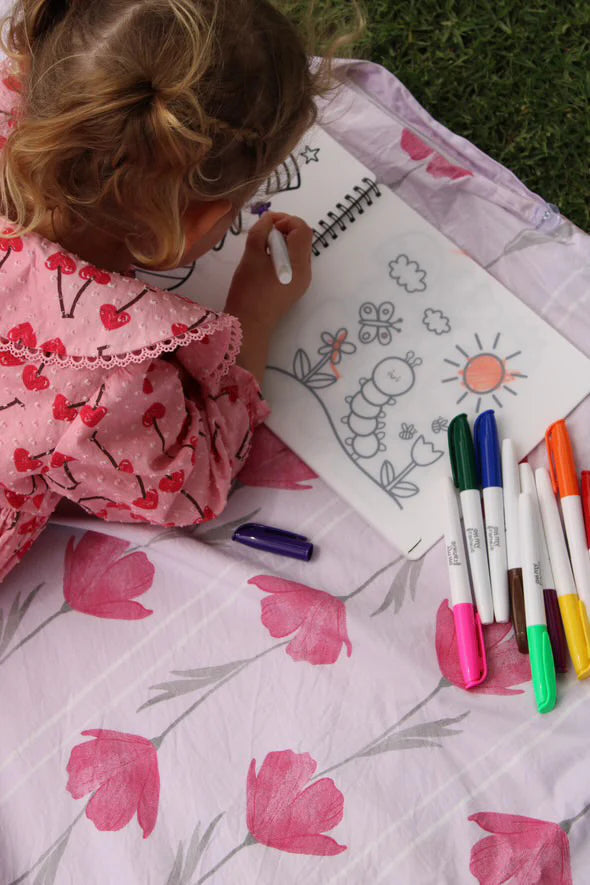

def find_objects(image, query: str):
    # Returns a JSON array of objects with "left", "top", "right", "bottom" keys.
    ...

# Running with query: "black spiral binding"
[{"left": 311, "top": 177, "right": 382, "bottom": 257}]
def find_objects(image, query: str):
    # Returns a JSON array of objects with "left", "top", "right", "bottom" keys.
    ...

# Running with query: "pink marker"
[{"left": 441, "top": 476, "right": 488, "bottom": 688}]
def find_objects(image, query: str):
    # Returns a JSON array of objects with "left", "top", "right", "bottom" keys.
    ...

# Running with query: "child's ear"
[{"left": 183, "top": 200, "right": 233, "bottom": 251}]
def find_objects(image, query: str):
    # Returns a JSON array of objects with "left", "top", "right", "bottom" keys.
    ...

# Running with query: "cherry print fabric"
[{"left": 0, "top": 68, "right": 268, "bottom": 578}]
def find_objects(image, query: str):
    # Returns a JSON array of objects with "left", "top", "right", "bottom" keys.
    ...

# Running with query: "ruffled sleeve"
[{"left": 47, "top": 351, "right": 269, "bottom": 525}]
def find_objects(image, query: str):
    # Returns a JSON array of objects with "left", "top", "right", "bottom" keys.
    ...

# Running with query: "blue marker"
[{"left": 474, "top": 410, "right": 510, "bottom": 622}]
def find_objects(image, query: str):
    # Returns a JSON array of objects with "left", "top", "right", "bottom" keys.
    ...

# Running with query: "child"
[{"left": 0, "top": 0, "right": 328, "bottom": 582}]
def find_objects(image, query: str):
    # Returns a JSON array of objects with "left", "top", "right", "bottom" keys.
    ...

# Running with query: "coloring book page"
[{"left": 139, "top": 127, "right": 590, "bottom": 558}]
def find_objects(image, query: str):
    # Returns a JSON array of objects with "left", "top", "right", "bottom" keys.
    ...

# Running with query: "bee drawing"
[
  {"left": 342, "top": 352, "right": 423, "bottom": 459},
  {"left": 358, "top": 301, "right": 403, "bottom": 346},
  {"left": 399, "top": 423, "right": 417, "bottom": 440}
]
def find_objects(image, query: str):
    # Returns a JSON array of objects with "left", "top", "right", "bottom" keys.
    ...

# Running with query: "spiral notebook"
[{"left": 140, "top": 126, "right": 590, "bottom": 558}]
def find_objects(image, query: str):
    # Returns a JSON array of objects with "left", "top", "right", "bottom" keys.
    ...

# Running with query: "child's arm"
[{"left": 224, "top": 213, "right": 313, "bottom": 383}]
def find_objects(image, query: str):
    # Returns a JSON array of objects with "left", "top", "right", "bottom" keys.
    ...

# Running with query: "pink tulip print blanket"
[{"left": 1, "top": 59, "right": 590, "bottom": 885}]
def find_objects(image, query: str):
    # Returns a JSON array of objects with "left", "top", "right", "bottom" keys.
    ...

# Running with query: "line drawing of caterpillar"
[{"left": 342, "top": 352, "right": 423, "bottom": 460}]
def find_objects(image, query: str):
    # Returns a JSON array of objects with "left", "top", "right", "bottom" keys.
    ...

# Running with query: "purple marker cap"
[{"left": 232, "top": 522, "right": 313, "bottom": 561}]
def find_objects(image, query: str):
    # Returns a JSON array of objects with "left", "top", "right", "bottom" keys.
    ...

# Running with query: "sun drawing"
[{"left": 441, "top": 332, "right": 527, "bottom": 412}]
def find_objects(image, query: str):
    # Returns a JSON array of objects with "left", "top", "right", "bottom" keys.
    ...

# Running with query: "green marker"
[
  {"left": 448, "top": 414, "right": 494, "bottom": 624},
  {"left": 518, "top": 491, "right": 557, "bottom": 713}
]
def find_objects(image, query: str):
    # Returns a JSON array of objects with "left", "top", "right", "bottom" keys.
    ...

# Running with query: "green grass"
[{"left": 283, "top": 0, "right": 590, "bottom": 232}]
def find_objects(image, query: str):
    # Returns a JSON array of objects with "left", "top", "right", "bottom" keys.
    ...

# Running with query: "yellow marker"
[{"left": 536, "top": 467, "right": 590, "bottom": 679}]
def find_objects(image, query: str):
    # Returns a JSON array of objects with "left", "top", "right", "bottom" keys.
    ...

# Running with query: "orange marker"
[{"left": 546, "top": 420, "right": 590, "bottom": 677}]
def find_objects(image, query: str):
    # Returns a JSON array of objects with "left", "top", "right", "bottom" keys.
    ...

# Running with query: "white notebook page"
[{"left": 140, "top": 127, "right": 590, "bottom": 557}]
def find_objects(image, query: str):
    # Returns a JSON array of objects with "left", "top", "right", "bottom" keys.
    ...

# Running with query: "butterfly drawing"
[{"left": 358, "top": 301, "right": 404, "bottom": 346}]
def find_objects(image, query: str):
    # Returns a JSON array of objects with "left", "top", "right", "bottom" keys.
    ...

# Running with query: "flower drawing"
[
  {"left": 64, "top": 532, "right": 155, "bottom": 619},
  {"left": 291, "top": 328, "right": 357, "bottom": 389},
  {"left": 469, "top": 812, "right": 572, "bottom": 885},
  {"left": 426, "top": 155, "right": 473, "bottom": 180},
  {"left": 410, "top": 435, "right": 443, "bottom": 467},
  {"left": 317, "top": 329, "right": 357, "bottom": 366},
  {"left": 238, "top": 425, "right": 317, "bottom": 490},
  {"left": 66, "top": 730, "right": 160, "bottom": 838},
  {"left": 401, "top": 129, "right": 434, "bottom": 161},
  {"left": 248, "top": 575, "right": 352, "bottom": 665},
  {"left": 399, "top": 128, "right": 473, "bottom": 184},
  {"left": 247, "top": 750, "right": 346, "bottom": 855},
  {"left": 436, "top": 600, "right": 531, "bottom": 694}
]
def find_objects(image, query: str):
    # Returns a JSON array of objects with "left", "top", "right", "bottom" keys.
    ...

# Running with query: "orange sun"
[{"left": 441, "top": 332, "right": 527, "bottom": 412}]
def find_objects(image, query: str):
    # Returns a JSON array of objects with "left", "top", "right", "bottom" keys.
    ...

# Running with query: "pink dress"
[{"left": 0, "top": 73, "right": 269, "bottom": 583}]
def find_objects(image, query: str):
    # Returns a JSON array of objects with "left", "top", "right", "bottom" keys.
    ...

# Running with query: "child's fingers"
[
  {"left": 273, "top": 216, "right": 313, "bottom": 256},
  {"left": 283, "top": 221, "right": 313, "bottom": 271},
  {"left": 246, "top": 212, "right": 296, "bottom": 243},
  {"left": 246, "top": 213, "right": 313, "bottom": 270},
  {"left": 266, "top": 211, "right": 290, "bottom": 225},
  {"left": 246, "top": 212, "right": 276, "bottom": 250},
  {"left": 273, "top": 214, "right": 310, "bottom": 237}
]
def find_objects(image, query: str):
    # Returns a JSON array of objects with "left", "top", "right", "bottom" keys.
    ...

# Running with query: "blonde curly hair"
[{"left": 0, "top": 0, "right": 343, "bottom": 268}]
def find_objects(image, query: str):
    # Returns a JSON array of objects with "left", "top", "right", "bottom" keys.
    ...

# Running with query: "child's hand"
[{"left": 225, "top": 212, "right": 313, "bottom": 333}]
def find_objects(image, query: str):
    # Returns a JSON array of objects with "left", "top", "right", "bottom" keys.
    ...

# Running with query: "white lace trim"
[{"left": 0, "top": 313, "right": 242, "bottom": 383}]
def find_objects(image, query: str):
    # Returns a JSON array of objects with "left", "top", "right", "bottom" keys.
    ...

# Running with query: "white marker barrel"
[
  {"left": 483, "top": 485, "right": 509, "bottom": 621},
  {"left": 502, "top": 439, "right": 520, "bottom": 570},
  {"left": 519, "top": 492, "right": 546, "bottom": 627},
  {"left": 535, "top": 468, "right": 577, "bottom": 598},
  {"left": 520, "top": 463, "right": 555, "bottom": 589},
  {"left": 460, "top": 487, "right": 493, "bottom": 623},
  {"left": 442, "top": 477, "right": 472, "bottom": 606},
  {"left": 267, "top": 227, "right": 293, "bottom": 285},
  {"left": 562, "top": 495, "right": 590, "bottom": 610}
]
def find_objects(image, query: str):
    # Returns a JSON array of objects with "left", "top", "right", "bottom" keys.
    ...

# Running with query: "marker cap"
[
  {"left": 232, "top": 522, "right": 313, "bottom": 561},
  {"left": 527, "top": 624, "right": 557, "bottom": 714},
  {"left": 473, "top": 409, "right": 502, "bottom": 488},
  {"left": 453, "top": 603, "right": 488, "bottom": 688},
  {"left": 558, "top": 595, "right": 590, "bottom": 680},
  {"left": 448, "top": 414, "right": 478, "bottom": 492},
  {"left": 546, "top": 419, "right": 579, "bottom": 497}
]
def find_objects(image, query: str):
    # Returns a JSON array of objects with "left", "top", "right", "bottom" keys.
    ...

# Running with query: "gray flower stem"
[
  {"left": 151, "top": 642, "right": 289, "bottom": 748},
  {"left": 303, "top": 353, "right": 331, "bottom": 382},
  {"left": 388, "top": 163, "right": 425, "bottom": 191},
  {"left": 197, "top": 834, "right": 255, "bottom": 884},
  {"left": 0, "top": 602, "right": 71, "bottom": 667},
  {"left": 313, "top": 676, "right": 451, "bottom": 781},
  {"left": 560, "top": 801, "right": 590, "bottom": 834},
  {"left": 340, "top": 557, "right": 403, "bottom": 602},
  {"left": 385, "top": 459, "right": 416, "bottom": 492}
]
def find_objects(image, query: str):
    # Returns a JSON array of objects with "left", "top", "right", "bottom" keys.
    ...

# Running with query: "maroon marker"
[{"left": 520, "top": 462, "right": 568, "bottom": 672}]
